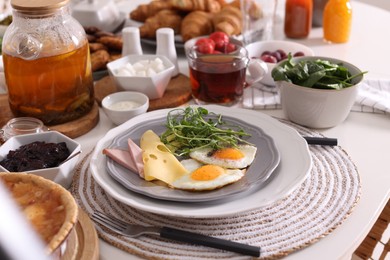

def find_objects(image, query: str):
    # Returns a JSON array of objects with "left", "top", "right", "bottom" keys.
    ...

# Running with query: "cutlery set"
[{"left": 92, "top": 211, "right": 262, "bottom": 257}]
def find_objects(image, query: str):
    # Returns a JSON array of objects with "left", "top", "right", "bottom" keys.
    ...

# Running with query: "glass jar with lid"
[
  {"left": 0, "top": 117, "right": 48, "bottom": 143},
  {"left": 2, "top": 0, "right": 95, "bottom": 125}
]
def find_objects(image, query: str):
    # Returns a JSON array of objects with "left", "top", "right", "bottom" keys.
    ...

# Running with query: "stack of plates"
[{"left": 90, "top": 105, "right": 312, "bottom": 218}]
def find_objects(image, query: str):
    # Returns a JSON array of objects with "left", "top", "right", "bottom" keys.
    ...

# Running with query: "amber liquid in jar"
[{"left": 3, "top": 40, "right": 94, "bottom": 125}]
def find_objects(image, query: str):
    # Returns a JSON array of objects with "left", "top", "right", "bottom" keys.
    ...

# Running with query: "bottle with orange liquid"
[
  {"left": 2, "top": 0, "right": 95, "bottom": 125},
  {"left": 284, "top": 0, "right": 313, "bottom": 38},
  {"left": 323, "top": 0, "right": 352, "bottom": 43}
]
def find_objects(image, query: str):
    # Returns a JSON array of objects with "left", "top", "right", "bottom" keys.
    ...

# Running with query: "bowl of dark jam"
[{"left": 0, "top": 131, "right": 81, "bottom": 188}]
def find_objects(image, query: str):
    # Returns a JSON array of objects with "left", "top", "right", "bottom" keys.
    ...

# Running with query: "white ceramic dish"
[
  {"left": 90, "top": 105, "right": 312, "bottom": 218},
  {"left": 105, "top": 114, "right": 280, "bottom": 202},
  {"left": 246, "top": 40, "right": 315, "bottom": 86},
  {"left": 106, "top": 54, "right": 175, "bottom": 99},
  {"left": 276, "top": 56, "right": 364, "bottom": 128},
  {"left": 72, "top": 0, "right": 125, "bottom": 32},
  {"left": 102, "top": 91, "right": 149, "bottom": 125},
  {"left": 0, "top": 131, "right": 81, "bottom": 188}
]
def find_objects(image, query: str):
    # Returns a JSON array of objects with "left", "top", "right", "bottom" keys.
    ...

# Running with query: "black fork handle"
[{"left": 160, "top": 227, "right": 261, "bottom": 257}]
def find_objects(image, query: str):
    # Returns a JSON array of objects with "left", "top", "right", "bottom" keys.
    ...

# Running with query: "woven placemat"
[{"left": 70, "top": 121, "right": 361, "bottom": 260}]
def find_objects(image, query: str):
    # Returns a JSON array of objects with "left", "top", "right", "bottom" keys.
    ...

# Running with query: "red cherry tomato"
[
  {"left": 225, "top": 43, "right": 237, "bottom": 53},
  {"left": 195, "top": 38, "right": 215, "bottom": 54},
  {"left": 209, "top": 31, "right": 229, "bottom": 50}
]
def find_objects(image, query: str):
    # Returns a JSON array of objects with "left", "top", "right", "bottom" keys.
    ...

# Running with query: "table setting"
[{"left": 0, "top": 0, "right": 389, "bottom": 260}]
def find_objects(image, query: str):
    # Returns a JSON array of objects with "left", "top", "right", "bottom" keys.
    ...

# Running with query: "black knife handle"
[
  {"left": 160, "top": 227, "right": 261, "bottom": 257},
  {"left": 304, "top": 136, "right": 338, "bottom": 146}
]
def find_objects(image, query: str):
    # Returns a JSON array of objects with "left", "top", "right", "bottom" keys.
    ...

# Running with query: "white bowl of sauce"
[{"left": 102, "top": 91, "right": 149, "bottom": 125}]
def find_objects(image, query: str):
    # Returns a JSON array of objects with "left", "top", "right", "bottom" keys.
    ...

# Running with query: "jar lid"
[{"left": 11, "top": 0, "right": 69, "bottom": 14}]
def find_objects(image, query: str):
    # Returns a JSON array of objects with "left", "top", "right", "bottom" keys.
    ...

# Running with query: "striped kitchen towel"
[{"left": 243, "top": 78, "right": 390, "bottom": 115}]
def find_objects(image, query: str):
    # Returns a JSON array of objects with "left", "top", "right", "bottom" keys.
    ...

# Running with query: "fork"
[{"left": 91, "top": 211, "right": 261, "bottom": 257}]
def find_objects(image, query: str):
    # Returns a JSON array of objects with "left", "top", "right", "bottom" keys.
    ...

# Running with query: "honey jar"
[{"left": 2, "top": 0, "right": 95, "bottom": 125}]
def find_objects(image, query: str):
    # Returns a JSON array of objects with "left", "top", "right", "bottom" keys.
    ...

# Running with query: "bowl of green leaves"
[{"left": 272, "top": 56, "right": 366, "bottom": 128}]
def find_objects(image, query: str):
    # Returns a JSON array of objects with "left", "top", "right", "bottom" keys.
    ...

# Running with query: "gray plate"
[{"left": 106, "top": 116, "right": 280, "bottom": 202}]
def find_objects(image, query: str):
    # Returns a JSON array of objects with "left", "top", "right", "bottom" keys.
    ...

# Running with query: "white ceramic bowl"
[
  {"left": 102, "top": 91, "right": 149, "bottom": 125},
  {"left": 246, "top": 40, "right": 315, "bottom": 86},
  {"left": 0, "top": 131, "right": 81, "bottom": 188},
  {"left": 107, "top": 54, "right": 175, "bottom": 100},
  {"left": 275, "top": 56, "right": 364, "bottom": 129}
]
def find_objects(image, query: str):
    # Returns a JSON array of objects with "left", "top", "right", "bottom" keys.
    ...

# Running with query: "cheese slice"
[{"left": 140, "top": 130, "right": 188, "bottom": 184}]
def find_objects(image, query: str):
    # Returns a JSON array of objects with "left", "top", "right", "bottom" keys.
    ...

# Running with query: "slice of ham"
[
  {"left": 127, "top": 139, "right": 144, "bottom": 178},
  {"left": 102, "top": 138, "right": 144, "bottom": 178}
]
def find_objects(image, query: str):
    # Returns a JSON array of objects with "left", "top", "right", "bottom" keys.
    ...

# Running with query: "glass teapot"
[{"left": 2, "top": 0, "right": 94, "bottom": 125}]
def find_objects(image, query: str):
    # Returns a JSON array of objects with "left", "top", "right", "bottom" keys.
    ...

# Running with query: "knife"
[{"left": 303, "top": 136, "right": 338, "bottom": 146}]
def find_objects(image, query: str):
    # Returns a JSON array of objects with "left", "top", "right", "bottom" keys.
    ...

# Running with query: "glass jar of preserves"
[
  {"left": 2, "top": 0, "right": 94, "bottom": 125},
  {"left": 284, "top": 0, "right": 313, "bottom": 38},
  {"left": 0, "top": 117, "right": 48, "bottom": 143},
  {"left": 323, "top": 0, "right": 352, "bottom": 43}
]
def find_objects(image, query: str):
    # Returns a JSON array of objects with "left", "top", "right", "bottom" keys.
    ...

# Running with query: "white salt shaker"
[
  {"left": 122, "top": 27, "right": 143, "bottom": 56},
  {"left": 156, "top": 28, "right": 179, "bottom": 77}
]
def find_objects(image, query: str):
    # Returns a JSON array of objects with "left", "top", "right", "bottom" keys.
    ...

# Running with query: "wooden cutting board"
[
  {"left": 94, "top": 74, "right": 192, "bottom": 111},
  {"left": 0, "top": 95, "right": 99, "bottom": 139},
  {"left": 62, "top": 208, "right": 99, "bottom": 260}
]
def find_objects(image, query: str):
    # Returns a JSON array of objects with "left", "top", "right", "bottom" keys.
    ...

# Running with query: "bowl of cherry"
[{"left": 246, "top": 40, "right": 314, "bottom": 86}]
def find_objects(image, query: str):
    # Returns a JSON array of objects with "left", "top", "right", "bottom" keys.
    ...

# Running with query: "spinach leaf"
[{"left": 271, "top": 56, "right": 367, "bottom": 89}]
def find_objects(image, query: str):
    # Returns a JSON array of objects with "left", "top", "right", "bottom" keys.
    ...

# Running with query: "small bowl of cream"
[{"left": 102, "top": 91, "right": 149, "bottom": 125}]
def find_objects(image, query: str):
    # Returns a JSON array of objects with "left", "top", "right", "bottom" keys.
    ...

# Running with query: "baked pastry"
[
  {"left": 130, "top": 0, "right": 172, "bottom": 22},
  {"left": 91, "top": 49, "right": 111, "bottom": 72},
  {"left": 96, "top": 36, "right": 123, "bottom": 51},
  {"left": 169, "top": 0, "right": 222, "bottom": 13},
  {"left": 139, "top": 9, "right": 183, "bottom": 38},
  {"left": 233, "top": 0, "right": 263, "bottom": 20},
  {"left": 212, "top": 5, "right": 242, "bottom": 36},
  {"left": 181, "top": 11, "right": 214, "bottom": 42},
  {"left": 0, "top": 173, "right": 78, "bottom": 254}
]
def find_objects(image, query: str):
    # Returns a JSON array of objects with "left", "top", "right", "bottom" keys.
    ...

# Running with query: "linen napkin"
[{"left": 243, "top": 78, "right": 390, "bottom": 115}]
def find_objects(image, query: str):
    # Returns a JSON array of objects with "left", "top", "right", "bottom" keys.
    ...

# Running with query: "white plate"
[
  {"left": 106, "top": 114, "right": 280, "bottom": 202},
  {"left": 90, "top": 105, "right": 312, "bottom": 218}
]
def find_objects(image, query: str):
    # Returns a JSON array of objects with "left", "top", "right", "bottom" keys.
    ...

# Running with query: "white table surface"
[{"left": 75, "top": 1, "right": 390, "bottom": 259}]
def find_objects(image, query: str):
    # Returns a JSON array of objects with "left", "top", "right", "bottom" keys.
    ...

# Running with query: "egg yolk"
[
  {"left": 191, "top": 165, "right": 223, "bottom": 181},
  {"left": 212, "top": 148, "right": 244, "bottom": 160}
]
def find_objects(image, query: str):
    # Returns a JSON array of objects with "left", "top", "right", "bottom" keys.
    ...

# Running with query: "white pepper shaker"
[
  {"left": 156, "top": 27, "right": 179, "bottom": 77},
  {"left": 122, "top": 27, "right": 143, "bottom": 56}
]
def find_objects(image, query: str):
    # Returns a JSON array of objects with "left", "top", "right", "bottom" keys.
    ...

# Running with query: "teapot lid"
[{"left": 11, "top": 0, "right": 69, "bottom": 14}]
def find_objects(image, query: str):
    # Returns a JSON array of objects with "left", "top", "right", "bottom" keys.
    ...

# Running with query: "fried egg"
[
  {"left": 169, "top": 159, "right": 245, "bottom": 191},
  {"left": 189, "top": 144, "right": 257, "bottom": 169}
]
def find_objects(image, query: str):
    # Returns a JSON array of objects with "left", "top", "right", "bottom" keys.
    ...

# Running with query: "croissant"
[
  {"left": 169, "top": 0, "right": 222, "bottom": 13},
  {"left": 181, "top": 11, "right": 214, "bottom": 42},
  {"left": 212, "top": 5, "right": 242, "bottom": 36},
  {"left": 232, "top": 0, "right": 263, "bottom": 20},
  {"left": 130, "top": 0, "right": 172, "bottom": 22},
  {"left": 139, "top": 9, "right": 183, "bottom": 38}
]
